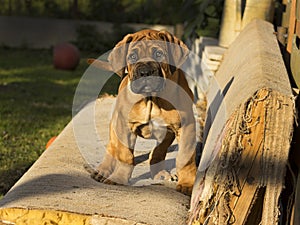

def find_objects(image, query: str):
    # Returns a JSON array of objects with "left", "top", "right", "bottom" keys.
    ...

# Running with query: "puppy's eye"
[
  {"left": 154, "top": 50, "right": 164, "bottom": 61},
  {"left": 128, "top": 53, "right": 138, "bottom": 62}
]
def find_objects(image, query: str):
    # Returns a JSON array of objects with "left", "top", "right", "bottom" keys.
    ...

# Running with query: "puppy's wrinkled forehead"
[{"left": 128, "top": 40, "right": 167, "bottom": 58}]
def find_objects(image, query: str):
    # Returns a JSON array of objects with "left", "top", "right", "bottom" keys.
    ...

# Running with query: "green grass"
[{"left": 0, "top": 48, "right": 120, "bottom": 198}]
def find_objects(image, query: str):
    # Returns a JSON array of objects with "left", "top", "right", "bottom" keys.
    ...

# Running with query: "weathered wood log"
[{"left": 189, "top": 19, "right": 295, "bottom": 225}]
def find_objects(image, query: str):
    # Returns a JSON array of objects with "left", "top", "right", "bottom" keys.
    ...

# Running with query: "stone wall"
[{"left": 0, "top": 16, "right": 174, "bottom": 49}]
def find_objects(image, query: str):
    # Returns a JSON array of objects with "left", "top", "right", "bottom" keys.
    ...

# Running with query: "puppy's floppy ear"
[
  {"left": 86, "top": 34, "right": 133, "bottom": 76},
  {"left": 158, "top": 31, "right": 189, "bottom": 73},
  {"left": 108, "top": 34, "right": 134, "bottom": 77}
]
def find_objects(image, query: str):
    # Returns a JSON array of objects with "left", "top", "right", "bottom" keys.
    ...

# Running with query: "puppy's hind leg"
[{"left": 175, "top": 124, "right": 197, "bottom": 196}]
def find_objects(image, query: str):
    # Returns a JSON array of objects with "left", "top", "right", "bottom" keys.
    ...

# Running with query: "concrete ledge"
[
  {"left": 0, "top": 97, "right": 190, "bottom": 225},
  {"left": 0, "top": 208, "right": 147, "bottom": 225}
]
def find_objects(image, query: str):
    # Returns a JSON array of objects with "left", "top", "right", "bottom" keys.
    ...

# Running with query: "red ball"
[
  {"left": 46, "top": 136, "right": 57, "bottom": 149},
  {"left": 53, "top": 43, "right": 80, "bottom": 70}
]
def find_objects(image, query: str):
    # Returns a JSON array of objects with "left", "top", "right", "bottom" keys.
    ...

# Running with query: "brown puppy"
[{"left": 90, "top": 30, "right": 197, "bottom": 195}]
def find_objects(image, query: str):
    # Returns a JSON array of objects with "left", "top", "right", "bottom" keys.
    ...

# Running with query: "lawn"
[{"left": 0, "top": 48, "right": 119, "bottom": 198}]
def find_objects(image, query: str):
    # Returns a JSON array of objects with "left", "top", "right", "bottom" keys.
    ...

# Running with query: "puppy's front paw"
[
  {"left": 176, "top": 184, "right": 193, "bottom": 196},
  {"left": 91, "top": 169, "right": 123, "bottom": 185},
  {"left": 153, "top": 170, "right": 178, "bottom": 182},
  {"left": 91, "top": 162, "right": 133, "bottom": 186},
  {"left": 91, "top": 166, "right": 112, "bottom": 183},
  {"left": 153, "top": 170, "right": 172, "bottom": 181}
]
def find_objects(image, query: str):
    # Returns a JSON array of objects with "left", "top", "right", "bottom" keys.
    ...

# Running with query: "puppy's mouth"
[{"left": 130, "top": 62, "right": 165, "bottom": 94}]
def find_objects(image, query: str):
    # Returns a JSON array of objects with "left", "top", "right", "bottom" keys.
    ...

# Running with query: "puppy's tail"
[{"left": 87, "top": 58, "right": 113, "bottom": 72}]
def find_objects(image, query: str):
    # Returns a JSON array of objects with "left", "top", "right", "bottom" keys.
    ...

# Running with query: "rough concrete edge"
[{"left": 0, "top": 208, "right": 148, "bottom": 225}]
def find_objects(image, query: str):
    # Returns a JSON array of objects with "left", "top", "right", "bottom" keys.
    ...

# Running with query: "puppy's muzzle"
[{"left": 130, "top": 62, "right": 165, "bottom": 94}]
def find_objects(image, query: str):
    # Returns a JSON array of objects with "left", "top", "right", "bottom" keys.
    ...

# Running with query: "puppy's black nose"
[
  {"left": 137, "top": 66, "right": 153, "bottom": 78},
  {"left": 139, "top": 69, "right": 150, "bottom": 77}
]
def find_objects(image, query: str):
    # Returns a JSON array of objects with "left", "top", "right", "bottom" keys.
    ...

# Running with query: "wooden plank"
[
  {"left": 297, "top": 0, "right": 300, "bottom": 20},
  {"left": 291, "top": 34, "right": 300, "bottom": 88},
  {"left": 282, "top": 0, "right": 289, "bottom": 5},
  {"left": 282, "top": 3, "right": 291, "bottom": 28},
  {"left": 287, "top": 0, "right": 297, "bottom": 53},
  {"left": 296, "top": 20, "right": 300, "bottom": 38}
]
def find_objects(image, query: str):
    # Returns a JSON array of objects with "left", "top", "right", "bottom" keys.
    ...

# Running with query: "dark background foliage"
[{"left": 0, "top": 0, "right": 225, "bottom": 39}]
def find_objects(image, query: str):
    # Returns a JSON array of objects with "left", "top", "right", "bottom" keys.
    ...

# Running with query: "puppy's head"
[
  {"left": 108, "top": 30, "right": 189, "bottom": 94},
  {"left": 125, "top": 39, "right": 169, "bottom": 94}
]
